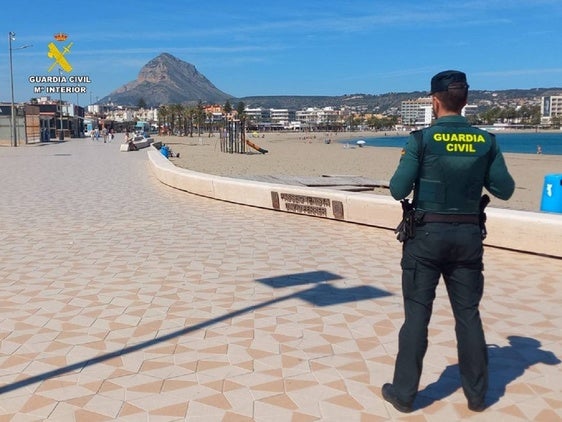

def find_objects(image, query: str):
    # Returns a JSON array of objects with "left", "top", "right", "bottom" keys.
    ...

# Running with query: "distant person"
[
  {"left": 124, "top": 130, "right": 135, "bottom": 150},
  {"left": 536, "top": 144, "right": 542, "bottom": 154},
  {"left": 127, "top": 134, "right": 138, "bottom": 151},
  {"left": 382, "top": 70, "right": 515, "bottom": 413}
]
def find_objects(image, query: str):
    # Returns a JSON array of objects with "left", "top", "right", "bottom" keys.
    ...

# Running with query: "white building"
[
  {"left": 270, "top": 108, "right": 295, "bottom": 127},
  {"left": 541, "top": 95, "right": 562, "bottom": 124},
  {"left": 100, "top": 107, "right": 159, "bottom": 123},
  {"left": 463, "top": 104, "right": 478, "bottom": 119},
  {"left": 244, "top": 106, "right": 343, "bottom": 129},
  {"left": 401, "top": 97, "right": 476, "bottom": 128},
  {"left": 295, "top": 108, "right": 318, "bottom": 126},
  {"left": 401, "top": 98, "right": 433, "bottom": 127},
  {"left": 245, "top": 107, "right": 269, "bottom": 122},
  {"left": 296, "top": 107, "right": 341, "bottom": 127}
]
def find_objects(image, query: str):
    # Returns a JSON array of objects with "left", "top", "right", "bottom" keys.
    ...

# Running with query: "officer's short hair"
[{"left": 434, "top": 89, "right": 467, "bottom": 112}]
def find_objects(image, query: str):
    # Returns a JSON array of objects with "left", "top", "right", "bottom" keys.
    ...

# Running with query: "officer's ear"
[{"left": 431, "top": 95, "right": 440, "bottom": 117}]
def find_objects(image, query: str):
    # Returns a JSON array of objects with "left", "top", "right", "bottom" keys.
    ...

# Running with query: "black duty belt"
[{"left": 421, "top": 213, "right": 479, "bottom": 224}]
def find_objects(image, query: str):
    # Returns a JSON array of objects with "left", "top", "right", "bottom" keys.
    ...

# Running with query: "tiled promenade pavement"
[{"left": 0, "top": 137, "right": 561, "bottom": 421}]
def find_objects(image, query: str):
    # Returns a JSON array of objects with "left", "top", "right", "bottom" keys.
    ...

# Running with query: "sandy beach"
[{"left": 158, "top": 130, "right": 562, "bottom": 213}]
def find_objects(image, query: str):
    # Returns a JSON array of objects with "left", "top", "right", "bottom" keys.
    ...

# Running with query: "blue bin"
[
  {"left": 160, "top": 145, "right": 169, "bottom": 158},
  {"left": 540, "top": 174, "right": 562, "bottom": 213}
]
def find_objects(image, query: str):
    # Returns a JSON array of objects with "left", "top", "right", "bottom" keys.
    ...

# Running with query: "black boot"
[{"left": 382, "top": 383, "right": 413, "bottom": 413}]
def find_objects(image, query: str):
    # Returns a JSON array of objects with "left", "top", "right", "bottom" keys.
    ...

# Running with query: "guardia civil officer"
[{"left": 382, "top": 70, "right": 515, "bottom": 413}]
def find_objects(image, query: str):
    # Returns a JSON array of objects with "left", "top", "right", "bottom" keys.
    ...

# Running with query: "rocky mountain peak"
[
  {"left": 137, "top": 53, "right": 188, "bottom": 83},
  {"left": 99, "top": 53, "right": 232, "bottom": 107}
]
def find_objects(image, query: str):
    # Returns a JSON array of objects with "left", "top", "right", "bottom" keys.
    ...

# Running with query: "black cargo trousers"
[{"left": 392, "top": 221, "right": 488, "bottom": 406}]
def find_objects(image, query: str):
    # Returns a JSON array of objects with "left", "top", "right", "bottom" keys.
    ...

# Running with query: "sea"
[{"left": 344, "top": 131, "right": 562, "bottom": 155}]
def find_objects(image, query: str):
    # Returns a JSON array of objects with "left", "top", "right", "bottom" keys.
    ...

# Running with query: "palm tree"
[
  {"left": 223, "top": 100, "right": 232, "bottom": 116},
  {"left": 206, "top": 110, "right": 214, "bottom": 137},
  {"left": 185, "top": 106, "right": 195, "bottom": 137},
  {"left": 158, "top": 105, "right": 169, "bottom": 135},
  {"left": 180, "top": 104, "right": 188, "bottom": 135},
  {"left": 169, "top": 104, "right": 184, "bottom": 135},
  {"left": 196, "top": 100, "right": 206, "bottom": 137}
]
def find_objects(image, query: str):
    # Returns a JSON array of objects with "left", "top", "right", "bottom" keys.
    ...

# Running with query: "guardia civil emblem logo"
[{"left": 47, "top": 33, "right": 73, "bottom": 72}]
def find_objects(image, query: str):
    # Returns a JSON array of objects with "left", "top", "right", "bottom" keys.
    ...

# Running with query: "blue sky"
[{"left": 2, "top": 0, "right": 562, "bottom": 104}]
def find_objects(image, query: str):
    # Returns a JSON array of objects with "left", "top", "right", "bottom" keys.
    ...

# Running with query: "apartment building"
[
  {"left": 401, "top": 97, "right": 477, "bottom": 127},
  {"left": 295, "top": 107, "right": 341, "bottom": 127},
  {"left": 269, "top": 108, "right": 296, "bottom": 127},
  {"left": 541, "top": 95, "right": 562, "bottom": 123},
  {"left": 244, "top": 107, "right": 270, "bottom": 122},
  {"left": 401, "top": 98, "right": 432, "bottom": 127}
]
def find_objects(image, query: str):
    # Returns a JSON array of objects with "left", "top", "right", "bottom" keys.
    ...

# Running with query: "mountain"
[
  {"left": 98, "top": 53, "right": 562, "bottom": 112},
  {"left": 98, "top": 53, "right": 233, "bottom": 107}
]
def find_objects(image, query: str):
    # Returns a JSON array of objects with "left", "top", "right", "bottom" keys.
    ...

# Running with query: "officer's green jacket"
[{"left": 389, "top": 115, "right": 515, "bottom": 214}]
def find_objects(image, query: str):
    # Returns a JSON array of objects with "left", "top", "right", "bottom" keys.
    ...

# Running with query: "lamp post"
[
  {"left": 9, "top": 32, "right": 16, "bottom": 147},
  {"left": 58, "top": 68, "right": 64, "bottom": 140},
  {"left": 8, "top": 32, "right": 32, "bottom": 147}
]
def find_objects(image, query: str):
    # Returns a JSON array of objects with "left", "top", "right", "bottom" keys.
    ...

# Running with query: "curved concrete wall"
[{"left": 148, "top": 148, "right": 562, "bottom": 259}]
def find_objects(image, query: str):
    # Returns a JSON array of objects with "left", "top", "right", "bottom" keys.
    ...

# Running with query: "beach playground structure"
[{"left": 220, "top": 120, "right": 268, "bottom": 154}]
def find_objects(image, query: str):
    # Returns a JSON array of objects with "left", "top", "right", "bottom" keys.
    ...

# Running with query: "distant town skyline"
[{"left": 2, "top": 0, "right": 562, "bottom": 103}]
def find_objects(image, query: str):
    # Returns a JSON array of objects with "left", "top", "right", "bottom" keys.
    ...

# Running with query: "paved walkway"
[{"left": 0, "top": 137, "right": 560, "bottom": 421}]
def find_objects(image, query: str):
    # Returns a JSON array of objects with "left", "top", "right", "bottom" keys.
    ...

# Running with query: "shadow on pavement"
[
  {"left": 416, "top": 335, "right": 560, "bottom": 410},
  {"left": 0, "top": 270, "right": 392, "bottom": 394}
]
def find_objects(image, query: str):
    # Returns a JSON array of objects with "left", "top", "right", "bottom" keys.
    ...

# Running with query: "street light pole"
[
  {"left": 8, "top": 32, "right": 32, "bottom": 147},
  {"left": 9, "top": 32, "right": 16, "bottom": 147},
  {"left": 59, "top": 68, "right": 64, "bottom": 140}
]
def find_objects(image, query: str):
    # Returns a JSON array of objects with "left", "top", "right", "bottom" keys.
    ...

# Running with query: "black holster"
[
  {"left": 479, "top": 194, "right": 490, "bottom": 240},
  {"left": 395, "top": 199, "right": 415, "bottom": 243}
]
